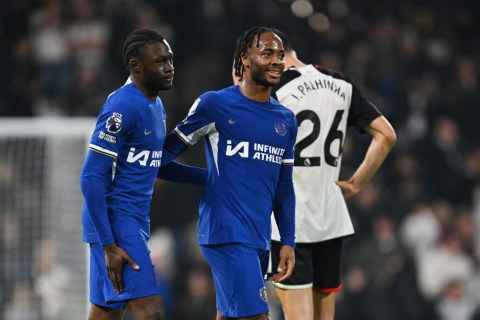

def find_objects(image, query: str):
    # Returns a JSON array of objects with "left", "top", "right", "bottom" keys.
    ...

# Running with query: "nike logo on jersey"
[
  {"left": 144, "top": 129, "right": 152, "bottom": 136},
  {"left": 228, "top": 119, "right": 236, "bottom": 125}
]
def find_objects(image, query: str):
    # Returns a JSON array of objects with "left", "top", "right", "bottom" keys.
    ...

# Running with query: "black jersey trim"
[{"left": 272, "top": 68, "right": 302, "bottom": 99}]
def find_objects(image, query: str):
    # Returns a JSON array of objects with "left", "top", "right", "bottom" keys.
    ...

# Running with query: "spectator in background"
[
  {"left": 34, "top": 239, "right": 71, "bottom": 320},
  {"left": 2, "top": 1, "right": 480, "bottom": 319},
  {"left": 4, "top": 282, "right": 41, "bottom": 320},
  {"left": 65, "top": 0, "right": 110, "bottom": 115},
  {"left": 345, "top": 215, "right": 425, "bottom": 320},
  {"left": 348, "top": 183, "right": 384, "bottom": 240},
  {"left": 30, "top": 0, "right": 71, "bottom": 115},
  {"left": 417, "top": 233, "right": 474, "bottom": 300},
  {"left": 10, "top": 38, "right": 36, "bottom": 116},
  {"left": 419, "top": 117, "right": 470, "bottom": 204},
  {"left": 436, "top": 279, "right": 479, "bottom": 320},
  {"left": 182, "top": 268, "right": 215, "bottom": 320},
  {"left": 336, "top": 266, "right": 371, "bottom": 320},
  {"left": 149, "top": 229, "right": 176, "bottom": 318},
  {"left": 400, "top": 202, "right": 441, "bottom": 259}
]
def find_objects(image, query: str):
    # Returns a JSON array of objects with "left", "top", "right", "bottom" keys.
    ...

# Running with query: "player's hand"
[
  {"left": 272, "top": 245, "right": 295, "bottom": 282},
  {"left": 104, "top": 244, "right": 140, "bottom": 292},
  {"left": 336, "top": 180, "right": 361, "bottom": 199}
]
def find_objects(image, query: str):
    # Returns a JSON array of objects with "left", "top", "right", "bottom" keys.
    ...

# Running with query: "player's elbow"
[
  {"left": 80, "top": 173, "right": 94, "bottom": 196},
  {"left": 385, "top": 128, "right": 397, "bottom": 148},
  {"left": 383, "top": 127, "right": 397, "bottom": 147},
  {"left": 375, "top": 125, "right": 397, "bottom": 149},
  {"left": 80, "top": 171, "right": 104, "bottom": 196},
  {"left": 369, "top": 116, "right": 397, "bottom": 148}
]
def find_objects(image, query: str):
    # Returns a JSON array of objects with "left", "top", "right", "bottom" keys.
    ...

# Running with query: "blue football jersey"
[
  {"left": 174, "top": 85, "right": 297, "bottom": 250},
  {"left": 82, "top": 82, "right": 166, "bottom": 243}
]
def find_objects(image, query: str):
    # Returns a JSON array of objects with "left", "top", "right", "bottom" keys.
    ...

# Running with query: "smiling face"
[
  {"left": 136, "top": 39, "right": 174, "bottom": 92},
  {"left": 242, "top": 31, "right": 285, "bottom": 87}
]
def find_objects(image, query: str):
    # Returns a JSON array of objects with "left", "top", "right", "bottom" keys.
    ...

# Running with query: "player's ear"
[
  {"left": 241, "top": 53, "right": 250, "bottom": 69},
  {"left": 129, "top": 58, "right": 142, "bottom": 74}
]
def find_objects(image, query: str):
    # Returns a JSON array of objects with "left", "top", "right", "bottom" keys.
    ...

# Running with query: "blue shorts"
[
  {"left": 201, "top": 243, "right": 269, "bottom": 318},
  {"left": 89, "top": 235, "right": 162, "bottom": 310}
]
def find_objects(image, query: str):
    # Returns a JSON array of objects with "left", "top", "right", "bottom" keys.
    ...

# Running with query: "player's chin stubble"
[
  {"left": 252, "top": 73, "right": 275, "bottom": 87},
  {"left": 251, "top": 68, "right": 275, "bottom": 87},
  {"left": 145, "top": 74, "right": 172, "bottom": 92}
]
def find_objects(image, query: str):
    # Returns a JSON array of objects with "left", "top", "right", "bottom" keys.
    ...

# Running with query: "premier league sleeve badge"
[{"left": 106, "top": 112, "right": 123, "bottom": 134}]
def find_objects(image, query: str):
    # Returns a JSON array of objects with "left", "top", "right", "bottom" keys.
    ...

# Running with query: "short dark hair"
[
  {"left": 279, "top": 31, "right": 293, "bottom": 53},
  {"left": 122, "top": 29, "right": 165, "bottom": 68},
  {"left": 233, "top": 26, "right": 284, "bottom": 80}
]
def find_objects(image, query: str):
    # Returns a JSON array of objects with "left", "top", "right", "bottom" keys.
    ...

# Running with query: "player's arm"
[
  {"left": 81, "top": 104, "right": 134, "bottom": 247},
  {"left": 80, "top": 151, "right": 115, "bottom": 246},
  {"left": 337, "top": 116, "right": 396, "bottom": 197},
  {"left": 80, "top": 151, "right": 140, "bottom": 290},
  {"left": 157, "top": 94, "right": 215, "bottom": 184},
  {"left": 157, "top": 160, "right": 207, "bottom": 185},
  {"left": 272, "top": 119, "right": 297, "bottom": 282},
  {"left": 160, "top": 94, "right": 215, "bottom": 166},
  {"left": 81, "top": 101, "right": 140, "bottom": 292},
  {"left": 273, "top": 164, "right": 295, "bottom": 247},
  {"left": 337, "top": 85, "right": 397, "bottom": 198}
]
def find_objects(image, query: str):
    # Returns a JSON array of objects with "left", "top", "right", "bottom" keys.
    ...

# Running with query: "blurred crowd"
[{"left": 2, "top": 0, "right": 480, "bottom": 319}]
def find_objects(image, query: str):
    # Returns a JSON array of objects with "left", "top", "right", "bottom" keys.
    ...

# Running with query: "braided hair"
[
  {"left": 233, "top": 26, "right": 284, "bottom": 80},
  {"left": 122, "top": 29, "right": 165, "bottom": 69}
]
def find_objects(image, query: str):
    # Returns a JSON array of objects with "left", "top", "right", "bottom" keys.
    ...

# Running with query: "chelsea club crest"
[{"left": 274, "top": 120, "right": 287, "bottom": 136}]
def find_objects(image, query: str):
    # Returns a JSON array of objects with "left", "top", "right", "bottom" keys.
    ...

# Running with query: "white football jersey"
[{"left": 271, "top": 64, "right": 380, "bottom": 243}]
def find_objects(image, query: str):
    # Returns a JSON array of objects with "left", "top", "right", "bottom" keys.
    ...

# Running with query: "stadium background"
[{"left": 1, "top": 0, "right": 480, "bottom": 319}]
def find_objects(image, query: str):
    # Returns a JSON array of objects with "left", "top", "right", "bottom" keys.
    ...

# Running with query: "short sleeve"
[
  {"left": 174, "top": 93, "right": 216, "bottom": 146},
  {"left": 282, "top": 114, "right": 298, "bottom": 166},
  {"left": 88, "top": 98, "right": 137, "bottom": 158},
  {"left": 347, "top": 84, "right": 382, "bottom": 131}
]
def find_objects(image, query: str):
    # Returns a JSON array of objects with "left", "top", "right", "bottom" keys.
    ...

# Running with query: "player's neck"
[
  {"left": 285, "top": 53, "right": 306, "bottom": 69},
  {"left": 130, "top": 76, "right": 158, "bottom": 101},
  {"left": 239, "top": 80, "right": 271, "bottom": 103}
]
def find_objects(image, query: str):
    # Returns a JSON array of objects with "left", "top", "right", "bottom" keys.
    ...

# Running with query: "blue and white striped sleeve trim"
[
  {"left": 174, "top": 123, "right": 216, "bottom": 146},
  {"left": 282, "top": 158, "right": 294, "bottom": 165},
  {"left": 88, "top": 144, "right": 117, "bottom": 159},
  {"left": 174, "top": 127, "right": 192, "bottom": 145}
]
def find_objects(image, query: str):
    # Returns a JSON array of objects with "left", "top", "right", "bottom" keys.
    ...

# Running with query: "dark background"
[{"left": 2, "top": 0, "right": 480, "bottom": 319}]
